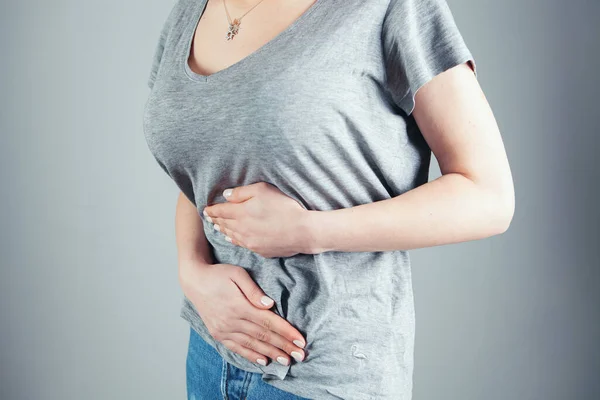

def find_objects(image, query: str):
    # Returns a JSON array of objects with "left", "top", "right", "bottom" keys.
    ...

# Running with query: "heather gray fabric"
[{"left": 143, "top": 0, "right": 476, "bottom": 398}]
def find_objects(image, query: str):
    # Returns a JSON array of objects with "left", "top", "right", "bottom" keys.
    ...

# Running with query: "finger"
[
  {"left": 244, "top": 307, "right": 306, "bottom": 351},
  {"left": 218, "top": 223, "right": 240, "bottom": 245},
  {"left": 218, "top": 220, "right": 247, "bottom": 245},
  {"left": 225, "top": 332, "right": 295, "bottom": 366},
  {"left": 211, "top": 217, "right": 234, "bottom": 234},
  {"left": 223, "top": 182, "right": 265, "bottom": 203},
  {"left": 203, "top": 202, "right": 238, "bottom": 220},
  {"left": 228, "top": 267, "right": 276, "bottom": 310},
  {"left": 220, "top": 338, "right": 270, "bottom": 367},
  {"left": 235, "top": 318, "right": 305, "bottom": 362},
  {"left": 212, "top": 219, "right": 224, "bottom": 233}
]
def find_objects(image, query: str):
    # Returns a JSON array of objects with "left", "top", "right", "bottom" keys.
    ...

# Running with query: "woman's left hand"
[{"left": 202, "top": 182, "right": 314, "bottom": 258}]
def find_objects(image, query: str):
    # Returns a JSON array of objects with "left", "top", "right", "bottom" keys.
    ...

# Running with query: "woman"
[{"left": 143, "top": 0, "right": 514, "bottom": 398}]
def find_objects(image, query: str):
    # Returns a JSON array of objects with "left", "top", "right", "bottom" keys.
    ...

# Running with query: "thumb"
[
  {"left": 230, "top": 269, "right": 275, "bottom": 309},
  {"left": 223, "top": 182, "right": 262, "bottom": 203}
]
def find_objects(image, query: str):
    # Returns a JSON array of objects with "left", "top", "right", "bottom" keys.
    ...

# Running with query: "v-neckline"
[{"left": 182, "top": 0, "right": 324, "bottom": 83}]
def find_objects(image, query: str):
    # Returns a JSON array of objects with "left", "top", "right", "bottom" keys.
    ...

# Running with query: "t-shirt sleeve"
[
  {"left": 147, "top": 25, "right": 168, "bottom": 90},
  {"left": 381, "top": 0, "right": 477, "bottom": 116},
  {"left": 147, "top": 0, "right": 189, "bottom": 90}
]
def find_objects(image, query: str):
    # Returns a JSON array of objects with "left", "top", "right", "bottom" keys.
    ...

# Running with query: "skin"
[{"left": 179, "top": 0, "right": 515, "bottom": 368}]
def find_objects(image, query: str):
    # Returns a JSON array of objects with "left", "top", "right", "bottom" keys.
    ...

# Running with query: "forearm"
[
  {"left": 305, "top": 173, "right": 514, "bottom": 253},
  {"left": 175, "top": 192, "right": 214, "bottom": 278}
]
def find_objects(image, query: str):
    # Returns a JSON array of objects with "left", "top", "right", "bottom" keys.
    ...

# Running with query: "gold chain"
[{"left": 223, "top": 0, "right": 268, "bottom": 41}]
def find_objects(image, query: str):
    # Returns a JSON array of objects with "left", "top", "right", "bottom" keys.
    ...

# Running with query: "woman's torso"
[{"left": 144, "top": 0, "right": 425, "bottom": 398}]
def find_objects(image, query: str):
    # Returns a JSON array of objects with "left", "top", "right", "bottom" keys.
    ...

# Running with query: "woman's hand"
[
  {"left": 179, "top": 260, "right": 307, "bottom": 367},
  {"left": 202, "top": 182, "right": 314, "bottom": 258}
]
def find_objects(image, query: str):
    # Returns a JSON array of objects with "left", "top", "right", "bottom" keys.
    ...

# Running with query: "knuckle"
[
  {"left": 255, "top": 329, "right": 270, "bottom": 342},
  {"left": 242, "top": 337, "right": 255, "bottom": 350},
  {"left": 260, "top": 317, "right": 272, "bottom": 330}
]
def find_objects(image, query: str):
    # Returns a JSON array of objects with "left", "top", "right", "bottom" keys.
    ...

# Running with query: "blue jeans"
[{"left": 186, "top": 326, "right": 311, "bottom": 400}]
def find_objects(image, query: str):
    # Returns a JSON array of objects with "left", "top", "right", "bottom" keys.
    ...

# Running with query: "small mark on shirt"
[{"left": 351, "top": 344, "right": 368, "bottom": 372}]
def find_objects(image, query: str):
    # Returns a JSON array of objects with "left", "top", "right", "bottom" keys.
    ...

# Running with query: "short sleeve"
[
  {"left": 147, "top": 0, "right": 190, "bottom": 90},
  {"left": 147, "top": 26, "right": 168, "bottom": 90},
  {"left": 381, "top": 0, "right": 477, "bottom": 116}
]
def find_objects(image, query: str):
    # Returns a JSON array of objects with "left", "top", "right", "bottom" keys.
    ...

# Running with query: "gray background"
[{"left": 1, "top": 0, "right": 598, "bottom": 399}]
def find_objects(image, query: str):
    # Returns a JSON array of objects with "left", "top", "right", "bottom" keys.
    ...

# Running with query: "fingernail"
[
  {"left": 213, "top": 224, "right": 220, "bottom": 231},
  {"left": 256, "top": 358, "right": 267, "bottom": 366},
  {"left": 277, "top": 356, "right": 289, "bottom": 366},
  {"left": 291, "top": 351, "right": 304, "bottom": 362},
  {"left": 202, "top": 209, "right": 213, "bottom": 223},
  {"left": 225, "top": 235, "right": 232, "bottom": 242},
  {"left": 293, "top": 339, "right": 305, "bottom": 349},
  {"left": 260, "top": 296, "right": 274, "bottom": 306},
  {"left": 223, "top": 188, "right": 233, "bottom": 198}
]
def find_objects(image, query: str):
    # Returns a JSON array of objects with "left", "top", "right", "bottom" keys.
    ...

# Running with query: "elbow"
[
  {"left": 468, "top": 167, "right": 515, "bottom": 236},
  {"left": 493, "top": 186, "right": 515, "bottom": 235},
  {"left": 462, "top": 170, "right": 515, "bottom": 237}
]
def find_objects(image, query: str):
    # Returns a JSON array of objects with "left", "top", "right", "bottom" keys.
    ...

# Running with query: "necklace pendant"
[{"left": 226, "top": 18, "right": 241, "bottom": 41}]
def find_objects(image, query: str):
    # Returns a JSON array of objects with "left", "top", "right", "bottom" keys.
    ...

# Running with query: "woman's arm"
[
  {"left": 175, "top": 191, "right": 214, "bottom": 281},
  {"left": 175, "top": 190, "right": 310, "bottom": 365},
  {"left": 305, "top": 63, "right": 514, "bottom": 254},
  {"left": 202, "top": 63, "right": 514, "bottom": 257}
]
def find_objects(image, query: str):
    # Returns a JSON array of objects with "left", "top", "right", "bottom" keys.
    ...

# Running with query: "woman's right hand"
[{"left": 179, "top": 261, "right": 307, "bottom": 367}]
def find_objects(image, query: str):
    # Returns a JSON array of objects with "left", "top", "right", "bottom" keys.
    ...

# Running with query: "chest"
[
  {"left": 145, "top": 2, "right": 392, "bottom": 152},
  {"left": 187, "top": 0, "right": 321, "bottom": 78}
]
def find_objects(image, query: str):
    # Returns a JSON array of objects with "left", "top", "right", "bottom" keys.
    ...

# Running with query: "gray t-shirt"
[{"left": 143, "top": 0, "right": 476, "bottom": 398}]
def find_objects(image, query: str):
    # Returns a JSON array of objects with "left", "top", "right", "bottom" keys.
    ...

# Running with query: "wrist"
[
  {"left": 178, "top": 247, "right": 213, "bottom": 268},
  {"left": 178, "top": 256, "right": 212, "bottom": 286},
  {"left": 300, "top": 209, "right": 331, "bottom": 255}
]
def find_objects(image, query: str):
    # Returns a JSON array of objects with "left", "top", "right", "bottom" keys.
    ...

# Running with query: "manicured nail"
[
  {"left": 223, "top": 188, "right": 233, "bottom": 198},
  {"left": 291, "top": 351, "right": 304, "bottom": 362},
  {"left": 225, "top": 235, "right": 232, "bottom": 242},
  {"left": 202, "top": 209, "right": 213, "bottom": 223},
  {"left": 213, "top": 224, "right": 220, "bottom": 231},
  {"left": 277, "top": 356, "right": 289, "bottom": 366},
  {"left": 260, "top": 296, "right": 274, "bottom": 306},
  {"left": 293, "top": 339, "right": 305, "bottom": 349},
  {"left": 256, "top": 358, "right": 267, "bottom": 366}
]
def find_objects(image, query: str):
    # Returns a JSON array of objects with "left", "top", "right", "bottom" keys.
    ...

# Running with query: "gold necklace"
[{"left": 223, "top": 0, "right": 268, "bottom": 41}]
